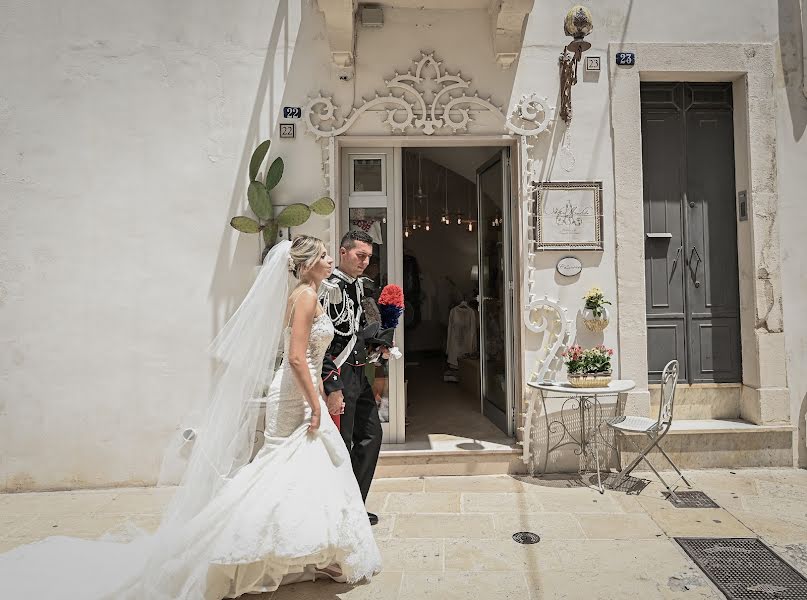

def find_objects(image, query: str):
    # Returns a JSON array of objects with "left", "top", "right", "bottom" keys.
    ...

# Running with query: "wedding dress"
[{"left": 0, "top": 247, "right": 382, "bottom": 598}]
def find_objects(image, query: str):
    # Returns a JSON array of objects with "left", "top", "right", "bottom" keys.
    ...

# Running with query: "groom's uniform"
[{"left": 320, "top": 268, "right": 382, "bottom": 502}]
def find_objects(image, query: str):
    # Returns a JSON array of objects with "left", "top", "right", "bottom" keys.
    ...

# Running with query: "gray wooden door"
[{"left": 641, "top": 83, "right": 741, "bottom": 383}]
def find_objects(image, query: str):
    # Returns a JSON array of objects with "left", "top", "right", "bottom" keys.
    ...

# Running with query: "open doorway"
[{"left": 401, "top": 146, "right": 513, "bottom": 444}]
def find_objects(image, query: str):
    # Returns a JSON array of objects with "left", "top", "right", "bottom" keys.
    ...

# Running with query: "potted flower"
[
  {"left": 562, "top": 344, "right": 614, "bottom": 388},
  {"left": 582, "top": 287, "right": 611, "bottom": 332}
]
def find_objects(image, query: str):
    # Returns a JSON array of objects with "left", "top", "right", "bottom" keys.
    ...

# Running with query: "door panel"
[
  {"left": 685, "top": 107, "right": 741, "bottom": 382},
  {"left": 641, "top": 83, "right": 741, "bottom": 384},
  {"left": 476, "top": 150, "right": 513, "bottom": 434},
  {"left": 340, "top": 147, "right": 405, "bottom": 442},
  {"left": 641, "top": 102, "right": 687, "bottom": 381}
]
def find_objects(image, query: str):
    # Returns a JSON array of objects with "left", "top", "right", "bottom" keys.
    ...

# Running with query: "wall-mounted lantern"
[{"left": 559, "top": 5, "right": 594, "bottom": 124}]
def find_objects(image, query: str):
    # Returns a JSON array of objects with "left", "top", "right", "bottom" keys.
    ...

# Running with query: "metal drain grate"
[
  {"left": 602, "top": 474, "right": 650, "bottom": 494},
  {"left": 676, "top": 537, "right": 807, "bottom": 599},
  {"left": 512, "top": 531, "right": 540, "bottom": 544},
  {"left": 665, "top": 490, "right": 720, "bottom": 508}
]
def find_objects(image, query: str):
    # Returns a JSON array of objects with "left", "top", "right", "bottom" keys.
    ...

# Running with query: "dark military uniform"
[{"left": 319, "top": 268, "right": 382, "bottom": 502}]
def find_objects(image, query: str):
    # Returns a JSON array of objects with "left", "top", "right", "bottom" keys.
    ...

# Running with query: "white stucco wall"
[
  {"left": 0, "top": 0, "right": 325, "bottom": 490},
  {"left": 775, "top": 0, "right": 807, "bottom": 466},
  {"left": 1, "top": 0, "right": 804, "bottom": 490}
]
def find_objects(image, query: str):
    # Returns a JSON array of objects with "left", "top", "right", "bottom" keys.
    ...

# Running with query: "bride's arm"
[{"left": 287, "top": 289, "right": 322, "bottom": 431}]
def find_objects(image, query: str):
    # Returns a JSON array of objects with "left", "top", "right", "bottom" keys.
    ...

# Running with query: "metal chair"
[{"left": 606, "top": 360, "right": 691, "bottom": 502}]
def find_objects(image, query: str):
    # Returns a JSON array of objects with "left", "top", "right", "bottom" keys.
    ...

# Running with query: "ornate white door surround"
[
  {"left": 609, "top": 43, "right": 791, "bottom": 429},
  {"left": 304, "top": 52, "right": 553, "bottom": 139},
  {"left": 519, "top": 296, "right": 574, "bottom": 469},
  {"left": 303, "top": 50, "right": 550, "bottom": 444},
  {"left": 303, "top": 51, "right": 554, "bottom": 224}
]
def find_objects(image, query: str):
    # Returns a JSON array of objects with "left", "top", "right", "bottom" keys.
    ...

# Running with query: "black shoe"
[{"left": 367, "top": 512, "right": 379, "bottom": 526}]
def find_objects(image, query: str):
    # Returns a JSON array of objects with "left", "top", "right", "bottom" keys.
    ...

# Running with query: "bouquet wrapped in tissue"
[{"left": 362, "top": 284, "right": 404, "bottom": 362}]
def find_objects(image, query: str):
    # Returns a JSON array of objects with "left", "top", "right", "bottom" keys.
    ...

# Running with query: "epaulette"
[{"left": 319, "top": 279, "right": 342, "bottom": 305}]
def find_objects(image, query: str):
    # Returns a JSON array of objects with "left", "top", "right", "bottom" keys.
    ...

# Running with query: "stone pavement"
[{"left": 1, "top": 468, "right": 806, "bottom": 599}]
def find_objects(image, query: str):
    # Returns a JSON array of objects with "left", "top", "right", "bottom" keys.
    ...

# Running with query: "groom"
[{"left": 320, "top": 230, "right": 383, "bottom": 526}]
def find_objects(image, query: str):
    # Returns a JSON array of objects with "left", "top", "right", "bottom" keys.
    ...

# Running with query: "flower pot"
[
  {"left": 582, "top": 306, "right": 610, "bottom": 332},
  {"left": 567, "top": 371, "right": 612, "bottom": 388}
]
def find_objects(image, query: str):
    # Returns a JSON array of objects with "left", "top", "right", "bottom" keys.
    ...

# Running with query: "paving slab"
[
  {"left": 0, "top": 469, "right": 805, "bottom": 600},
  {"left": 461, "top": 492, "right": 544, "bottom": 513},
  {"left": 493, "top": 513, "right": 586, "bottom": 541},
  {"left": 393, "top": 513, "right": 495, "bottom": 539},
  {"left": 383, "top": 492, "right": 460, "bottom": 513}
]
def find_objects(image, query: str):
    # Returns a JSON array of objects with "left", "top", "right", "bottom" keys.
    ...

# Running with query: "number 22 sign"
[{"left": 615, "top": 52, "right": 635, "bottom": 66}]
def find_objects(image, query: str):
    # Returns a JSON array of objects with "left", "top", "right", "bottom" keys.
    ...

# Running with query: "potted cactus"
[{"left": 230, "top": 139, "right": 335, "bottom": 261}]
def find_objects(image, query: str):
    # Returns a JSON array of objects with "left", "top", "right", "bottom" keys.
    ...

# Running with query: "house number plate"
[{"left": 615, "top": 52, "right": 635, "bottom": 66}]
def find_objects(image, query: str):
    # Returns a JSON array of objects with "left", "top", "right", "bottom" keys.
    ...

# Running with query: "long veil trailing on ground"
[
  {"left": 0, "top": 241, "right": 297, "bottom": 599},
  {"left": 158, "top": 239, "right": 294, "bottom": 527}
]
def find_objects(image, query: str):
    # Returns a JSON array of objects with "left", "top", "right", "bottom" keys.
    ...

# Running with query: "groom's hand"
[{"left": 326, "top": 390, "right": 345, "bottom": 415}]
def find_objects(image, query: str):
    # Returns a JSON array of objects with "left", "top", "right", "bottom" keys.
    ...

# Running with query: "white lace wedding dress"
[{"left": 0, "top": 312, "right": 382, "bottom": 599}]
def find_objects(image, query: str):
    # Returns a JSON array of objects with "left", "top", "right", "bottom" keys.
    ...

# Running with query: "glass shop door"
[
  {"left": 476, "top": 149, "right": 515, "bottom": 435},
  {"left": 340, "top": 147, "right": 405, "bottom": 443}
]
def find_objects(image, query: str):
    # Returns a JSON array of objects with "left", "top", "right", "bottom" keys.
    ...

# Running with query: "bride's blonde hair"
[{"left": 288, "top": 235, "right": 326, "bottom": 279}]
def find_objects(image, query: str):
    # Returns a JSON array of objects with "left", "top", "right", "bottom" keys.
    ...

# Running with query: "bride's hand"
[{"left": 309, "top": 411, "right": 321, "bottom": 433}]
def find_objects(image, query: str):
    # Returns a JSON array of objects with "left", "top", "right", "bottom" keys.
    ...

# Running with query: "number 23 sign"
[{"left": 615, "top": 52, "right": 635, "bottom": 66}]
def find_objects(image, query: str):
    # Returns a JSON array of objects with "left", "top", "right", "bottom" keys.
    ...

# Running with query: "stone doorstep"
[
  {"left": 616, "top": 419, "right": 794, "bottom": 469},
  {"left": 376, "top": 447, "right": 526, "bottom": 478},
  {"left": 619, "top": 418, "right": 794, "bottom": 435}
]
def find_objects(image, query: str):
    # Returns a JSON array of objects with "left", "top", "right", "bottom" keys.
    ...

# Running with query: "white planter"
[{"left": 582, "top": 306, "right": 609, "bottom": 332}]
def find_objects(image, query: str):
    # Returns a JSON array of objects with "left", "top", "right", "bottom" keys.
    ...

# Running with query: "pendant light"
[
  {"left": 441, "top": 166, "right": 450, "bottom": 225},
  {"left": 414, "top": 152, "right": 427, "bottom": 206},
  {"left": 403, "top": 151, "right": 410, "bottom": 237},
  {"left": 466, "top": 179, "right": 477, "bottom": 232},
  {"left": 423, "top": 156, "right": 431, "bottom": 232}
]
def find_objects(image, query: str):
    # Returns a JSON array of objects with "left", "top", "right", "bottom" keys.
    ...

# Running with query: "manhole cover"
[
  {"left": 676, "top": 537, "right": 807, "bottom": 599},
  {"left": 512, "top": 531, "right": 540, "bottom": 544},
  {"left": 665, "top": 490, "right": 720, "bottom": 508}
]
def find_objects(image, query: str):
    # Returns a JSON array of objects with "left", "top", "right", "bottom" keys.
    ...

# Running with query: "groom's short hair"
[{"left": 340, "top": 230, "right": 373, "bottom": 250}]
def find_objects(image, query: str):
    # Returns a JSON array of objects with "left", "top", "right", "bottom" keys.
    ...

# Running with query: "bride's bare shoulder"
[{"left": 286, "top": 286, "right": 321, "bottom": 321}]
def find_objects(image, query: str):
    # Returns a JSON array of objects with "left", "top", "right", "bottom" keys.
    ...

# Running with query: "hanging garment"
[
  {"left": 446, "top": 301, "right": 478, "bottom": 368},
  {"left": 436, "top": 277, "right": 464, "bottom": 326},
  {"left": 350, "top": 219, "right": 384, "bottom": 245},
  {"left": 419, "top": 272, "right": 436, "bottom": 322},
  {"left": 402, "top": 254, "right": 422, "bottom": 329}
]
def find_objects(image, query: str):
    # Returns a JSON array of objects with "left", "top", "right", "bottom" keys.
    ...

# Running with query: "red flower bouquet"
[{"left": 377, "top": 284, "right": 405, "bottom": 330}]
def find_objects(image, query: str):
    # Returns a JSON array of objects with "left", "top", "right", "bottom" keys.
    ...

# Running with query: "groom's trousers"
[{"left": 337, "top": 362, "right": 383, "bottom": 502}]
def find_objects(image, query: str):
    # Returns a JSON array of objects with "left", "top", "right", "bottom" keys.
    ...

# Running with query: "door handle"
[
  {"left": 688, "top": 246, "right": 702, "bottom": 287},
  {"left": 671, "top": 246, "right": 682, "bottom": 274}
]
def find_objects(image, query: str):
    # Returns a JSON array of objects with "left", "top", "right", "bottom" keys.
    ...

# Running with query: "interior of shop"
[{"left": 400, "top": 146, "right": 510, "bottom": 444}]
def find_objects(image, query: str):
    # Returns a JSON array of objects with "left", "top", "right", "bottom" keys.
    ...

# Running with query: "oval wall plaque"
[{"left": 556, "top": 256, "right": 582, "bottom": 277}]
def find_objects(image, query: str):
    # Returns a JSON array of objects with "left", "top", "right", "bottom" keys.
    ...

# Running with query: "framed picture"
[{"left": 533, "top": 181, "right": 603, "bottom": 251}]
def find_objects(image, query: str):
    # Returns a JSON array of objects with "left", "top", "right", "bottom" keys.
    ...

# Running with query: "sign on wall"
[
  {"left": 532, "top": 181, "right": 603, "bottom": 251},
  {"left": 556, "top": 256, "right": 583, "bottom": 277},
  {"left": 279, "top": 123, "right": 295, "bottom": 139}
]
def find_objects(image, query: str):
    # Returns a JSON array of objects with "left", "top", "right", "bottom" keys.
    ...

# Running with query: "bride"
[{"left": 0, "top": 236, "right": 382, "bottom": 598}]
